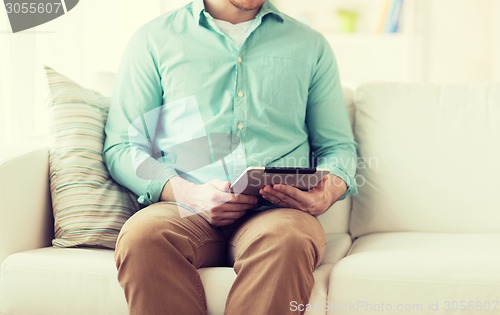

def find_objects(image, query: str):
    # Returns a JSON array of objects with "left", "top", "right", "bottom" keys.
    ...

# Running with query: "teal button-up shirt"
[{"left": 103, "top": 0, "right": 358, "bottom": 205}]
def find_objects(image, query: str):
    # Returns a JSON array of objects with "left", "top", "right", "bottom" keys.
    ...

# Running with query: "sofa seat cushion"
[
  {"left": 0, "top": 248, "right": 128, "bottom": 315},
  {"left": 329, "top": 232, "right": 500, "bottom": 315},
  {"left": 0, "top": 233, "right": 351, "bottom": 315},
  {"left": 323, "top": 233, "right": 352, "bottom": 264}
]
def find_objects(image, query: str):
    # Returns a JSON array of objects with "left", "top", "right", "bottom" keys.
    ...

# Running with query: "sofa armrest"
[{"left": 0, "top": 147, "right": 53, "bottom": 265}]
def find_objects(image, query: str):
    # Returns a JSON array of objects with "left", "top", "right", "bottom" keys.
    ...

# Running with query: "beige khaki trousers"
[{"left": 115, "top": 202, "right": 326, "bottom": 315}]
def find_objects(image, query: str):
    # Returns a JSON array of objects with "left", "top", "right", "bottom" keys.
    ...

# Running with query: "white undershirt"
[{"left": 213, "top": 19, "right": 254, "bottom": 46}]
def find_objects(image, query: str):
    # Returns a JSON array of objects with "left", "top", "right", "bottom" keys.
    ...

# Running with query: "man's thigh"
[
  {"left": 118, "top": 202, "right": 228, "bottom": 267},
  {"left": 227, "top": 208, "right": 326, "bottom": 266}
]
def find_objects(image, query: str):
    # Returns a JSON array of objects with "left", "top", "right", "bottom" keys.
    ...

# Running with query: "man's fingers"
[
  {"left": 272, "top": 184, "right": 305, "bottom": 200},
  {"left": 260, "top": 185, "right": 310, "bottom": 210},
  {"left": 260, "top": 191, "right": 283, "bottom": 206},
  {"left": 206, "top": 210, "right": 246, "bottom": 222},
  {"left": 203, "top": 206, "right": 249, "bottom": 226},
  {"left": 228, "top": 193, "right": 259, "bottom": 205},
  {"left": 209, "top": 191, "right": 257, "bottom": 206},
  {"left": 264, "top": 185, "right": 306, "bottom": 204}
]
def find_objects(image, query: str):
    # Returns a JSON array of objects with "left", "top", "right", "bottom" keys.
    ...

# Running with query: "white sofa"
[{"left": 1, "top": 80, "right": 499, "bottom": 315}]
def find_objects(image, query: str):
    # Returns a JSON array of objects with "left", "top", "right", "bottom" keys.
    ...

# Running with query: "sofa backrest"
[
  {"left": 350, "top": 83, "right": 500, "bottom": 237},
  {"left": 317, "top": 88, "right": 355, "bottom": 235}
]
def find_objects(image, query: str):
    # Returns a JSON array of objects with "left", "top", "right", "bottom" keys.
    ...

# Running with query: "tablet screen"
[{"left": 229, "top": 167, "right": 330, "bottom": 197}]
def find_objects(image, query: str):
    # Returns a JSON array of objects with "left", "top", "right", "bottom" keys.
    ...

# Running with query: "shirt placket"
[
  {"left": 202, "top": 12, "right": 268, "bottom": 180},
  {"left": 231, "top": 51, "right": 248, "bottom": 179},
  {"left": 229, "top": 17, "right": 268, "bottom": 179}
]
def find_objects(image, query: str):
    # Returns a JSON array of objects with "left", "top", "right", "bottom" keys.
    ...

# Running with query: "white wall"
[
  {"left": 161, "top": 0, "right": 191, "bottom": 14},
  {"left": 492, "top": 1, "right": 500, "bottom": 83},
  {"left": 0, "top": 1, "right": 161, "bottom": 146},
  {"left": 32, "top": 1, "right": 161, "bottom": 84},
  {"left": 418, "top": 0, "right": 494, "bottom": 84}
]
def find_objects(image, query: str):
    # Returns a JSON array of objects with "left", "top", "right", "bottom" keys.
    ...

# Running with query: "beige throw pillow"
[{"left": 45, "top": 66, "right": 140, "bottom": 249}]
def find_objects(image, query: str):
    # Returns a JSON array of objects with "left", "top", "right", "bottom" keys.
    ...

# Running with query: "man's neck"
[{"left": 204, "top": 0, "right": 262, "bottom": 24}]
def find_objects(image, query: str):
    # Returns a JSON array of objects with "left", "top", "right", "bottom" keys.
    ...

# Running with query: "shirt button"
[
  {"left": 237, "top": 56, "right": 243, "bottom": 63},
  {"left": 237, "top": 90, "right": 244, "bottom": 97},
  {"left": 237, "top": 122, "right": 244, "bottom": 130}
]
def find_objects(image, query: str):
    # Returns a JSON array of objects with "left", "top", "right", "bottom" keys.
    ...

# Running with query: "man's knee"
[
  {"left": 262, "top": 208, "right": 325, "bottom": 242},
  {"left": 115, "top": 207, "right": 179, "bottom": 260},
  {"left": 236, "top": 209, "right": 326, "bottom": 266},
  {"left": 267, "top": 221, "right": 324, "bottom": 256}
]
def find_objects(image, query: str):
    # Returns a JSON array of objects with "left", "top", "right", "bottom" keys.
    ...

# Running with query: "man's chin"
[{"left": 229, "top": 0, "right": 264, "bottom": 11}]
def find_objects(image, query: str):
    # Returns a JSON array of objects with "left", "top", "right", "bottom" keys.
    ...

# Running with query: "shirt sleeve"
[
  {"left": 306, "top": 35, "right": 358, "bottom": 200},
  {"left": 103, "top": 26, "right": 178, "bottom": 205}
]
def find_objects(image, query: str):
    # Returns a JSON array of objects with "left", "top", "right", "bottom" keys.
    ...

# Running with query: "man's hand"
[
  {"left": 161, "top": 177, "right": 258, "bottom": 226},
  {"left": 259, "top": 175, "right": 347, "bottom": 216}
]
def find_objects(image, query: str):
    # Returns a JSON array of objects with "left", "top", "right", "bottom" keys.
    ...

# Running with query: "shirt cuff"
[
  {"left": 327, "top": 166, "right": 358, "bottom": 200},
  {"left": 137, "top": 168, "right": 179, "bottom": 205}
]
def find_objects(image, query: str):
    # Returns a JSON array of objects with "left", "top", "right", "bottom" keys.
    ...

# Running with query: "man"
[{"left": 103, "top": 0, "right": 357, "bottom": 314}]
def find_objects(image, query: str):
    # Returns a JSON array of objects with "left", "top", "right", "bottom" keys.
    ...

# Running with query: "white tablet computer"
[{"left": 229, "top": 167, "right": 330, "bottom": 197}]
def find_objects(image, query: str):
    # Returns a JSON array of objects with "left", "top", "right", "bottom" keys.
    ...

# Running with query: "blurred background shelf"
[
  {"left": 272, "top": 0, "right": 498, "bottom": 87},
  {"left": 272, "top": 0, "right": 413, "bottom": 35},
  {"left": 272, "top": 0, "right": 419, "bottom": 86}
]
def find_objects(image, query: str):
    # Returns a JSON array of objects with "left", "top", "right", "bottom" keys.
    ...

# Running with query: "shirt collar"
[
  {"left": 192, "top": 0, "right": 284, "bottom": 25},
  {"left": 258, "top": 1, "right": 284, "bottom": 22}
]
